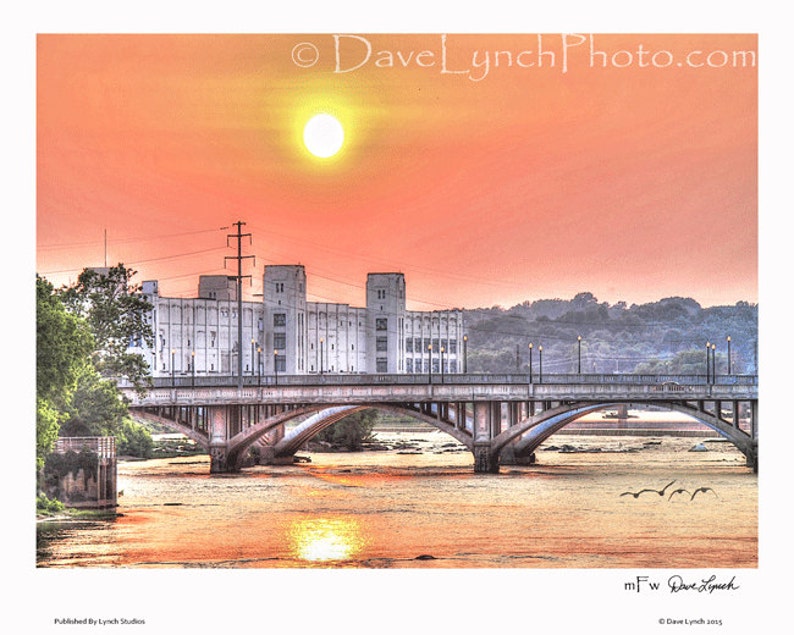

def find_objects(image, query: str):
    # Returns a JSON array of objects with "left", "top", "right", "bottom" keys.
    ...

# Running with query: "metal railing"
[{"left": 119, "top": 372, "right": 758, "bottom": 390}]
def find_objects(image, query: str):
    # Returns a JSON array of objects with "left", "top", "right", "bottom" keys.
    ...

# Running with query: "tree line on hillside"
[{"left": 462, "top": 292, "right": 757, "bottom": 376}]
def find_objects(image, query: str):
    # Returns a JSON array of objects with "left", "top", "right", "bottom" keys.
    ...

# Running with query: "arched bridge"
[{"left": 119, "top": 373, "right": 758, "bottom": 474}]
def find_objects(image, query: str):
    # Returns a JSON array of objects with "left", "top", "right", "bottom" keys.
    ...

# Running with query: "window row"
[
  {"left": 405, "top": 359, "right": 458, "bottom": 373},
  {"left": 405, "top": 338, "right": 458, "bottom": 354}
]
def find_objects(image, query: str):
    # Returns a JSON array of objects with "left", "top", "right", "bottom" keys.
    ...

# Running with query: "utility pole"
[{"left": 224, "top": 221, "right": 254, "bottom": 390}]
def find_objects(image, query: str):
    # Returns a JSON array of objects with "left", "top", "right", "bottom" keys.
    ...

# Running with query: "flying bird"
[
  {"left": 690, "top": 487, "right": 718, "bottom": 500},
  {"left": 620, "top": 480, "right": 677, "bottom": 498},
  {"left": 668, "top": 488, "right": 692, "bottom": 500}
]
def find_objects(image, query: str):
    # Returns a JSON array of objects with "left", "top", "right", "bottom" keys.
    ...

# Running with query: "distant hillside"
[{"left": 463, "top": 293, "right": 757, "bottom": 375}]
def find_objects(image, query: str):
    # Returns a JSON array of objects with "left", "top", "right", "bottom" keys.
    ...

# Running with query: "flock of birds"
[{"left": 620, "top": 480, "right": 718, "bottom": 501}]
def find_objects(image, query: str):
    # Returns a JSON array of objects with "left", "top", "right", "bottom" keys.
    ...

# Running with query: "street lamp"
[
  {"left": 538, "top": 345, "right": 543, "bottom": 384},
  {"left": 251, "top": 338, "right": 256, "bottom": 376},
  {"left": 274, "top": 350, "right": 279, "bottom": 386},
  {"left": 171, "top": 348, "right": 175, "bottom": 386},
  {"left": 726, "top": 335, "right": 732, "bottom": 375},
  {"left": 705, "top": 342, "right": 711, "bottom": 384},
  {"left": 191, "top": 350, "right": 195, "bottom": 387},
  {"left": 577, "top": 335, "right": 582, "bottom": 374},
  {"left": 463, "top": 334, "right": 468, "bottom": 374},
  {"left": 440, "top": 346, "right": 446, "bottom": 384},
  {"left": 427, "top": 343, "right": 433, "bottom": 385},
  {"left": 257, "top": 346, "right": 262, "bottom": 386},
  {"left": 711, "top": 343, "right": 717, "bottom": 384},
  {"left": 528, "top": 343, "right": 533, "bottom": 383},
  {"left": 320, "top": 337, "right": 325, "bottom": 375}
]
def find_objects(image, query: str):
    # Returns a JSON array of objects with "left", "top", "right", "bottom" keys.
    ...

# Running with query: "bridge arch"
[
  {"left": 271, "top": 403, "right": 474, "bottom": 460},
  {"left": 492, "top": 401, "right": 756, "bottom": 468},
  {"left": 131, "top": 410, "right": 211, "bottom": 449}
]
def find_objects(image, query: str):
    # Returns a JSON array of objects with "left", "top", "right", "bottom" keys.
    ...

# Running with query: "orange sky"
[{"left": 36, "top": 33, "right": 757, "bottom": 310}]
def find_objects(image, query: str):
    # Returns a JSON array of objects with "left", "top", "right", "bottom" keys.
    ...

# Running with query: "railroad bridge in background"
[{"left": 118, "top": 374, "right": 758, "bottom": 474}]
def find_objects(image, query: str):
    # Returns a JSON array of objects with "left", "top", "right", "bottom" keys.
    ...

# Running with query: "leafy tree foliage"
[
  {"left": 116, "top": 419, "right": 154, "bottom": 458},
  {"left": 36, "top": 276, "right": 94, "bottom": 404},
  {"left": 60, "top": 365, "right": 129, "bottom": 437},
  {"left": 315, "top": 409, "right": 378, "bottom": 450},
  {"left": 58, "top": 264, "right": 153, "bottom": 389},
  {"left": 36, "top": 276, "right": 94, "bottom": 470}
]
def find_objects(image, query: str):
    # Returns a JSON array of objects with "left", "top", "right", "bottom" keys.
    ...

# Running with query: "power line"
[
  {"left": 38, "top": 226, "right": 225, "bottom": 251},
  {"left": 224, "top": 221, "right": 254, "bottom": 388}
]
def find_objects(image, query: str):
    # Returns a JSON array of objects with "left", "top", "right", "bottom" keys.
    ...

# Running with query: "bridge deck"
[{"left": 120, "top": 373, "right": 757, "bottom": 407}]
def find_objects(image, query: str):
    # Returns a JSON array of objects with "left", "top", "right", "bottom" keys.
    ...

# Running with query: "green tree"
[
  {"left": 36, "top": 398, "right": 62, "bottom": 474},
  {"left": 36, "top": 276, "right": 94, "bottom": 470},
  {"left": 316, "top": 409, "right": 378, "bottom": 450},
  {"left": 58, "top": 264, "right": 154, "bottom": 390},
  {"left": 37, "top": 276, "right": 94, "bottom": 404},
  {"left": 58, "top": 365, "right": 154, "bottom": 458},
  {"left": 116, "top": 419, "right": 154, "bottom": 458},
  {"left": 60, "top": 365, "right": 129, "bottom": 437}
]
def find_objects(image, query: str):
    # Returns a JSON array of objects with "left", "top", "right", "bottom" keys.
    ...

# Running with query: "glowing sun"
[{"left": 303, "top": 113, "right": 345, "bottom": 158}]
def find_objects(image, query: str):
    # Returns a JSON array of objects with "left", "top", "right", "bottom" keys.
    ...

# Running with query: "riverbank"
[{"left": 36, "top": 507, "right": 119, "bottom": 523}]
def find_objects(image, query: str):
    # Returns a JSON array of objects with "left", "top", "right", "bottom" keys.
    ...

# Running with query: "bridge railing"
[{"left": 118, "top": 372, "right": 758, "bottom": 390}]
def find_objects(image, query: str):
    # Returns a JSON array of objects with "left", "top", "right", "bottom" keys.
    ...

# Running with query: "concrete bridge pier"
[
  {"left": 745, "top": 441, "right": 758, "bottom": 473},
  {"left": 257, "top": 445, "right": 276, "bottom": 465},
  {"left": 473, "top": 443, "right": 500, "bottom": 473},
  {"left": 209, "top": 444, "right": 232, "bottom": 473},
  {"left": 208, "top": 406, "right": 234, "bottom": 473},
  {"left": 472, "top": 402, "right": 501, "bottom": 473},
  {"left": 499, "top": 445, "right": 535, "bottom": 466}
]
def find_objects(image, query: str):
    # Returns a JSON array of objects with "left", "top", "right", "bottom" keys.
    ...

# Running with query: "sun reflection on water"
[{"left": 288, "top": 517, "right": 366, "bottom": 563}]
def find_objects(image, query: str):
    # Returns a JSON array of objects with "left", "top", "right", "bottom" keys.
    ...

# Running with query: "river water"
[{"left": 36, "top": 431, "right": 757, "bottom": 569}]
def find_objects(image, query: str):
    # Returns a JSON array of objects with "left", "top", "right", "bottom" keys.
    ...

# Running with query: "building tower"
[
  {"left": 263, "top": 265, "right": 307, "bottom": 375},
  {"left": 366, "top": 273, "right": 407, "bottom": 373}
]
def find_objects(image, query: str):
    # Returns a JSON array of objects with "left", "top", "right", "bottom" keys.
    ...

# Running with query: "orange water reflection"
[{"left": 287, "top": 517, "right": 367, "bottom": 563}]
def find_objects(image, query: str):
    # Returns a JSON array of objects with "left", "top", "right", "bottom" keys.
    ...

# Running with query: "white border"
[{"left": 7, "top": 2, "right": 789, "bottom": 633}]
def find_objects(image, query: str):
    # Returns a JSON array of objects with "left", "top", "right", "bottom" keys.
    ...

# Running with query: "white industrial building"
[{"left": 133, "top": 265, "right": 465, "bottom": 378}]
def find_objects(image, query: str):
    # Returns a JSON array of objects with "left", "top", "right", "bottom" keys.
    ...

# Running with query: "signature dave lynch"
[
  {"left": 291, "top": 34, "right": 757, "bottom": 81},
  {"left": 668, "top": 574, "right": 740, "bottom": 594}
]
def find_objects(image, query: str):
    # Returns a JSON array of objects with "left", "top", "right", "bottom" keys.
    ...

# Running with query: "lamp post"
[
  {"left": 171, "top": 348, "right": 175, "bottom": 386},
  {"left": 191, "top": 350, "right": 195, "bottom": 387},
  {"left": 538, "top": 345, "right": 543, "bottom": 384},
  {"left": 705, "top": 342, "right": 711, "bottom": 384},
  {"left": 577, "top": 335, "right": 582, "bottom": 374},
  {"left": 711, "top": 343, "right": 717, "bottom": 384},
  {"left": 257, "top": 346, "right": 262, "bottom": 386},
  {"left": 427, "top": 343, "right": 433, "bottom": 385},
  {"left": 463, "top": 335, "right": 468, "bottom": 374},
  {"left": 440, "top": 346, "right": 445, "bottom": 384},
  {"left": 528, "top": 342, "right": 533, "bottom": 384},
  {"left": 274, "top": 350, "right": 279, "bottom": 386},
  {"left": 251, "top": 338, "right": 256, "bottom": 376},
  {"left": 727, "top": 335, "right": 732, "bottom": 375},
  {"left": 320, "top": 337, "right": 324, "bottom": 375}
]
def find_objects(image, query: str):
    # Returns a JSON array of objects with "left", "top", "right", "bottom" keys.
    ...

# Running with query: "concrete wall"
[{"left": 47, "top": 437, "right": 117, "bottom": 509}]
